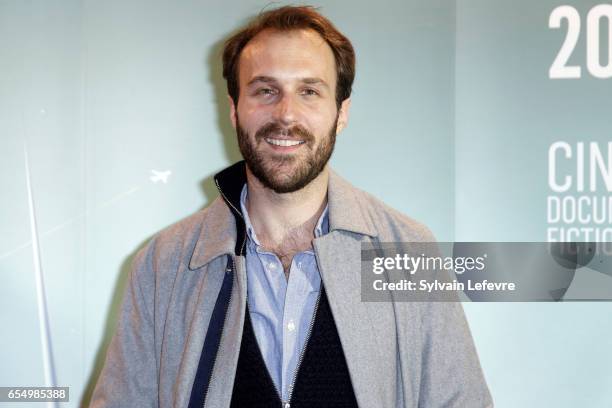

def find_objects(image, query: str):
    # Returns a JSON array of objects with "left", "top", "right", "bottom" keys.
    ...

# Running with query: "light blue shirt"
[{"left": 239, "top": 184, "right": 328, "bottom": 402}]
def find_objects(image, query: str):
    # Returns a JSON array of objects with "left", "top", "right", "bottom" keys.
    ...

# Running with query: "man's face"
[{"left": 230, "top": 28, "right": 350, "bottom": 193}]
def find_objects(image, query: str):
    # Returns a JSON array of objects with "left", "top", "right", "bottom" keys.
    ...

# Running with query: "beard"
[{"left": 236, "top": 114, "right": 338, "bottom": 194}]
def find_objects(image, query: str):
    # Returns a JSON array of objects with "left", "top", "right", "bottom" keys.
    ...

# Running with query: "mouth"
[{"left": 264, "top": 137, "right": 306, "bottom": 148}]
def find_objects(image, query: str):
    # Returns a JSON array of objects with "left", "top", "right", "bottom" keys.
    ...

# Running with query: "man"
[{"left": 90, "top": 5, "right": 493, "bottom": 408}]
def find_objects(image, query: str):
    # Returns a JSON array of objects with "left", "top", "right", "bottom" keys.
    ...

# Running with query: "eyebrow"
[{"left": 246, "top": 75, "right": 330, "bottom": 89}]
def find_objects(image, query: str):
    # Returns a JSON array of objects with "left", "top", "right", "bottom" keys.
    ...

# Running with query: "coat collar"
[{"left": 188, "top": 160, "right": 378, "bottom": 270}]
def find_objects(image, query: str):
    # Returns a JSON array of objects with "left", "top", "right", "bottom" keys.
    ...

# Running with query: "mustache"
[{"left": 255, "top": 122, "right": 314, "bottom": 143}]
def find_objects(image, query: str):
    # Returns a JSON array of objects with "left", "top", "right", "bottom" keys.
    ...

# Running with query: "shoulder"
[
  {"left": 363, "top": 189, "right": 435, "bottom": 241},
  {"left": 329, "top": 170, "right": 436, "bottom": 242},
  {"left": 132, "top": 196, "right": 231, "bottom": 279}
]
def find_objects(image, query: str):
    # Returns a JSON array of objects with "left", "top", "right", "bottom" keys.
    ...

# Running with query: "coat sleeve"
[
  {"left": 89, "top": 240, "right": 159, "bottom": 408},
  {"left": 417, "top": 299, "right": 494, "bottom": 408}
]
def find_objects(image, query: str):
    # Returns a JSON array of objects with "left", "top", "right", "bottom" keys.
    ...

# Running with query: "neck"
[{"left": 245, "top": 166, "right": 329, "bottom": 247}]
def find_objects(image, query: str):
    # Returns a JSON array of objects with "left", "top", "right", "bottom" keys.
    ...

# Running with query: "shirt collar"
[{"left": 239, "top": 183, "right": 329, "bottom": 247}]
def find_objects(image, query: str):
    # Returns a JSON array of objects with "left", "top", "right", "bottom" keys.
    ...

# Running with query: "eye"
[
  {"left": 301, "top": 88, "right": 319, "bottom": 96},
  {"left": 256, "top": 88, "right": 276, "bottom": 96}
]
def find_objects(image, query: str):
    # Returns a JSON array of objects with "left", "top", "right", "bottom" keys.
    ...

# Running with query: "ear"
[
  {"left": 336, "top": 97, "right": 352, "bottom": 134},
  {"left": 228, "top": 95, "right": 237, "bottom": 129}
]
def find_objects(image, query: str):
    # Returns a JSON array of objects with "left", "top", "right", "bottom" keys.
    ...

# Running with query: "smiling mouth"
[{"left": 264, "top": 137, "right": 305, "bottom": 147}]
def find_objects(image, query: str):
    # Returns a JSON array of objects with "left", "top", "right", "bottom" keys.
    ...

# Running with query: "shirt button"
[
  {"left": 297, "top": 262, "right": 302, "bottom": 269},
  {"left": 287, "top": 320, "right": 296, "bottom": 332},
  {"left": 268, "top": 262, "right": 277, "bottom": 271}
]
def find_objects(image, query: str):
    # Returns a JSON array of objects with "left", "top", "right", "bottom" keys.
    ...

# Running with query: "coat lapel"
[{"left": 313, "top": 231, "right": 399, "bottom": 408}]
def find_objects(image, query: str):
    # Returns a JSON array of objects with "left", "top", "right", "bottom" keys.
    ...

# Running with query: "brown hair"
[{"left": 222, "top": 5, "right": 355, "bottom": 108}]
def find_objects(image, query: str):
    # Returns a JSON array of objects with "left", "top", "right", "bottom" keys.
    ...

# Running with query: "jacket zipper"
[
  {"left": 202, "top": 257, "right": 235, "bottom": 408},
  {"left": 282, "top": 288, "right": 323, "bottom": 408},
  {"left": 202, "top": 182, "right": 246, "bottom": 407},
  {"left": 243, "top": 286, "right": 322, "bottom": 408}
]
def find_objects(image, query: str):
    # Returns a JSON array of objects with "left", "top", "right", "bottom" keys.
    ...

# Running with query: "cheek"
[
  {"left": 315, "top": 110, "right": 339, "bottom": 134},
  {"left": 237, "top": 102, "right": 271, "bottom": 130},
  {"left": 298, "top": 102, "right": 335, "bottom": 131}
]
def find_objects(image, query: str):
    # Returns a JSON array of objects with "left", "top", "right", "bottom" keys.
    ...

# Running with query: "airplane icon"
[{"left": 150, "top": 170, "right": 172, "bottom": 184}]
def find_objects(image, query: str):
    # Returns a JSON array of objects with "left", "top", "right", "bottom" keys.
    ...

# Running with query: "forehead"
[{"left": 238, "top": 28, "right": 336, "bottom": 87}]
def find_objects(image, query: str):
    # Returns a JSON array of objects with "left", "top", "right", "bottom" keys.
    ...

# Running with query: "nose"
[{"left": 273, "top": 93, "right": 298, "bottom": 126}]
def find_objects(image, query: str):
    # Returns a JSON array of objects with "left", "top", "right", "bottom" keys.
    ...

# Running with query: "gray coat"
[{"left": 90, "top": 168, "right": 493, "bottom": 408}]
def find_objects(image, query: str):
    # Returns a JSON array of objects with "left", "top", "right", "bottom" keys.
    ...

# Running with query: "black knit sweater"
[{"left": 230, "top": 286, "right": 359, "bottom": 408}]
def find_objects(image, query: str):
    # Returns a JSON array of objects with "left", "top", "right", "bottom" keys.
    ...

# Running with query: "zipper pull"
[{"left": 283, "top": 403, "right": 290, "bottom": 408}]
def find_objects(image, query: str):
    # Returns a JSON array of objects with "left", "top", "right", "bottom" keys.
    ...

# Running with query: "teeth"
[{"left": 265, "top": 138, "right": 304, "bottom": 147}]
